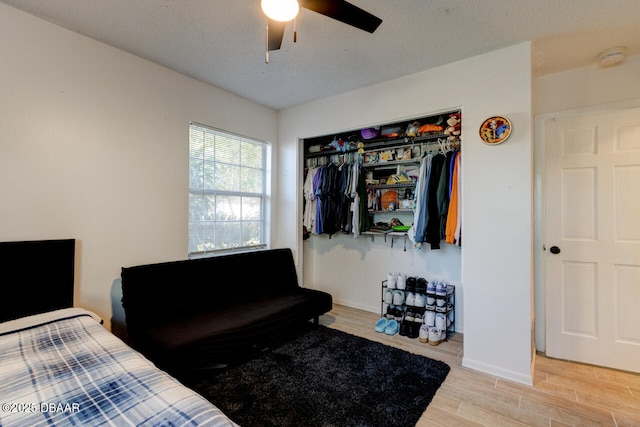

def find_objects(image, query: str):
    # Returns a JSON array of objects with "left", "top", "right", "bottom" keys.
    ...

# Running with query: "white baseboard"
[
  {"left": 333, "top": 298, "right": 379, "bottom": 315},
  {"left": 462, "top": 357, "right": 533, "bottom": 386}
]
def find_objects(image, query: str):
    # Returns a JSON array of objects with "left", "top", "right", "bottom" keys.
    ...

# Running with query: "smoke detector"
[{"left": 599, "top": 46, "right": 626, "bottom": 67}]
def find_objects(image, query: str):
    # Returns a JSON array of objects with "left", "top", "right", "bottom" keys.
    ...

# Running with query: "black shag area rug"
[{"left": 190, "top": 325, "right": 450, "bottom": 427}]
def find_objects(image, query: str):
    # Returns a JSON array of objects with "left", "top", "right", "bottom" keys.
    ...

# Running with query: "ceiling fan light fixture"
[{"left": 261, "top": 0, "right": 299, "bottom": 22}]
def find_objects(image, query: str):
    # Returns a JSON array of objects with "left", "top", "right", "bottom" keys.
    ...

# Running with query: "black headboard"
[{"left": 0, "top": 239, "right": 75, "bottom": 323}]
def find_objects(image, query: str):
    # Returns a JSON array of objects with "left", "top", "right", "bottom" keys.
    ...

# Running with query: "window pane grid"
[{"left": 189, "top": 123, "right": 266, "bottom": 255}]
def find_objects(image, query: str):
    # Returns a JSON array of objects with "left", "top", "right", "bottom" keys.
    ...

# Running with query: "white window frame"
[{"left": 188, "top": 122, "right": 269, "bottom": 257}]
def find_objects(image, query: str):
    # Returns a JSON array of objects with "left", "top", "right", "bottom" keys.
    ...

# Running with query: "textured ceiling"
[{"left": 3, "top": 0, "right": 640, "bottom": 110}]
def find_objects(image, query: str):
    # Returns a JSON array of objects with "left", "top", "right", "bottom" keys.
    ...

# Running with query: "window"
[{"left": 189, "top": 123, "right": 268, "bottom": 256}]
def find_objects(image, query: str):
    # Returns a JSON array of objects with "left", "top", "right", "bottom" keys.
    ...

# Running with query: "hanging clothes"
[
  {"left": 437, "top": 150, "right": 455, "bottom": 240},
  {"left": 303, "top": 141, "right": 460, "bottom": 245},
  {"left": 409, "top": 153, "right": 432, "bottom": 247},
  {"left": 336, "top": 164, "right": 352, "bottom": 233},
  {"left": 313, "top": 166, "right": 325, "bottom": 234},
  {"left": 356, "top": 165, "right": 370, "bottom": 233},
  {"left": 303, "top": 167, "right": 319, "bottom": 234},
  {"left": 454, "top": 152, "right": 462, "bottom": 245},
  {"left": 445, "top": 151, "right": 461, "bottom": 245},
  {"left": 350, "top": 164, "right": 361, "bottom": 238},
  {"left": 409, "top": 147, "right": 461, "bottom": 249},
  {"left": 319, "top": 163, "right": 340, "bottom": 235},
  {"left": 303, "top": 161, "right": 367, "bottom": 238},
  {"left": 425, "top": 154, "right": 446, "bottom": 249}
]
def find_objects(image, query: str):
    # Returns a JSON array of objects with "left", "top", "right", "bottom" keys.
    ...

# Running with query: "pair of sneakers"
[
  {"left": 375, "top": 317, "right": 400, "bottom": 335},
  {"left": 404, "top": 308, "right": 423, "bottom": 323},
  {"left": 385, "top": 305, "right": 404, "bottom": 322},
  {"left": 387, "top": 272, "right": 407, "bottom": 290},
  {"left": 418, "top": 325, "right": 446, "bottom": 345},
  {"left": 425, "top": 295, "right": 437, "bottom": 310},
  {"left": 426, "top": 292, "right": 453, "bottom": 311},
  {"left": 436, "top": 301, "right": 453, "bottom": 313},
  {"left": 384, "top": 289, "right": 407, "bottom": 306},
  {"left": 405, "top": 292, "right": 426, "bottom": 307},
  {"left": 423, "top": 311, "right": 449, "bottom": 329},
  {"left": 418, "top": 312, "right": 449, "bottom": 345},
  {"left": 399, "top": 319, "right": 420, "bottom": 339},
  {"left": 436, "top": 282, "right": 454, "bottom": 296}
]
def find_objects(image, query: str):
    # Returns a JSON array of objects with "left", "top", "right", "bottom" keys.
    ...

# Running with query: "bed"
[{"left": 0, "top": 239, "right": 237, "bottom": 426}]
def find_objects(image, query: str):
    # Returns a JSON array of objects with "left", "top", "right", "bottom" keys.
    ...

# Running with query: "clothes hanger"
[{"left": 437, "top": 138, "right": 447, "bottom": 156}]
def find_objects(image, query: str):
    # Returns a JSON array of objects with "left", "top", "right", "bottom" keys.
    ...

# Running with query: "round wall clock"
[{"left": 479, "top": 116, "right": 512, "bottom": 145}]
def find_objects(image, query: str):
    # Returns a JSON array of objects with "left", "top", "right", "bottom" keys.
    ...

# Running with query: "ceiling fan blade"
[
  {"left": 267, "top": 19, "right": 286, "bottom": 51},
  {"left": 300, "top": 0, "right": 382, "bottom": 33}
]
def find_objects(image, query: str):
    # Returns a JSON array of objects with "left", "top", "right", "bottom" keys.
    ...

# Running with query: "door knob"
[{"left": 550, "top": 246, "right": 561, "bottom": 254}]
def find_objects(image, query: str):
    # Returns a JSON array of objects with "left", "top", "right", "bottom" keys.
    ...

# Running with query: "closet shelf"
[
  {"left": 366, "top": 182, "right": 416, "bottom": 189},
  {"left": 365, "top": 133, "right": 448, "bottom": 149},
  {"left": 363, "top": 159, "right": 420, "bottom": 168},
  {"left": 368, "top": 209, "right": 414, "bottom": 214},
  {"left": 360, "top": 231, "right": 410, "bottom": 250}
]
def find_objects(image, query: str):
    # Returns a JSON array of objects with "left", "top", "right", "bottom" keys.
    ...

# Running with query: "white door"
[{"left": 545, "top": 108, "right": 640, "bottom": 373}]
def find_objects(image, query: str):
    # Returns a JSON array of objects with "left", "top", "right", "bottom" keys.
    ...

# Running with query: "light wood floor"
[{"left": 320, "top": 305, "right": 640, "bottom": 427}]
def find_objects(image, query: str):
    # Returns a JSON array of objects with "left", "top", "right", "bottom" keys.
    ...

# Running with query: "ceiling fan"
[{"left": 261, "top": 0, "right": 382, "bottom": 62}]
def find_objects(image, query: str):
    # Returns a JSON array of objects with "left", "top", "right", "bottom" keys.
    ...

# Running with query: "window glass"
[{"left": 188, "top": 123, "right": 267, "bottom": 255}]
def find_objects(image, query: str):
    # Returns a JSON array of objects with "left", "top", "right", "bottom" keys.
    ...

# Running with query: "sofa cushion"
[
  {"left": 133, "top": 289, "right": 331, "bottom": 371},
  {"left": 121, "top": 248, "right": 302, "bottom": 328},
  {"left": 140, "top": 290, "right": 331, "bottom": 352}
]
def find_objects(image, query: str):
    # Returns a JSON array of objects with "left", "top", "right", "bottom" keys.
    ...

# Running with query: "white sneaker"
[
  {"left": 424, "top": 310, "right": 435, "bottom": 327},
  {"left": 436, "top": 281, "right": 447, "bottom": 296},
  {"left": 387, "top": 272, "right": 397, "bottom": 289},
  {"left": 436, "top": 302, "right": 453, "bottom": 313},
  {"left": 414, "top": 293, "right": 426, "bottom": 307},
  {"left": 419, "top": 324, "right": 430, "bottom": 343},
  {"left": 393, "top": 290, "right": 405, "bottom": 305},
  {"left": 428, "top": 328, "right": 445, "bottom": 346},
  {"left": 405, "top": 292, "right": 415, "bottom": 306},
  {"left": 384, "top": 289, "right": 393, "bottom": 304},
  {"left": 427, "top": 281, "right": 437, "bottom": 295},
  {"left": 397, "top": 273, "right": 406, "bottom": 290},
  {"left": 435, "top": 313, "right": 446, "bottom": 330},
  {"left": 425, "top": 296, "right": 436, "bottom": 310}
]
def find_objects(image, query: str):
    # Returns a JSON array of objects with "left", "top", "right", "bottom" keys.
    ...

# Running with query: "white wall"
[
  {"left": 0, "top": 4, "right": 278, "bottom": 332},
  {"left": 534, "top": 55, "right": 640, "bottom": 116},
  {"left": 302, "top": 235, "right": 462, "bottom": 316},
  {"left": 278, "top": 43, "right": 534, "bottom": 385},
  {"left": 532, "top": 55, "right": 640, "bottom": 352}
]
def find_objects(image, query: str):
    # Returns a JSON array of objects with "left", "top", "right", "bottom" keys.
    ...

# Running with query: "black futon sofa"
[{"left": 121, "top": 248, "right": 332, "bottom": 375}]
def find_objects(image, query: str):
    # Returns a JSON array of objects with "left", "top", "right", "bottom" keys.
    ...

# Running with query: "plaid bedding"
[{"left": 0, "top": 308, "right": 238, "bottom": 426}]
